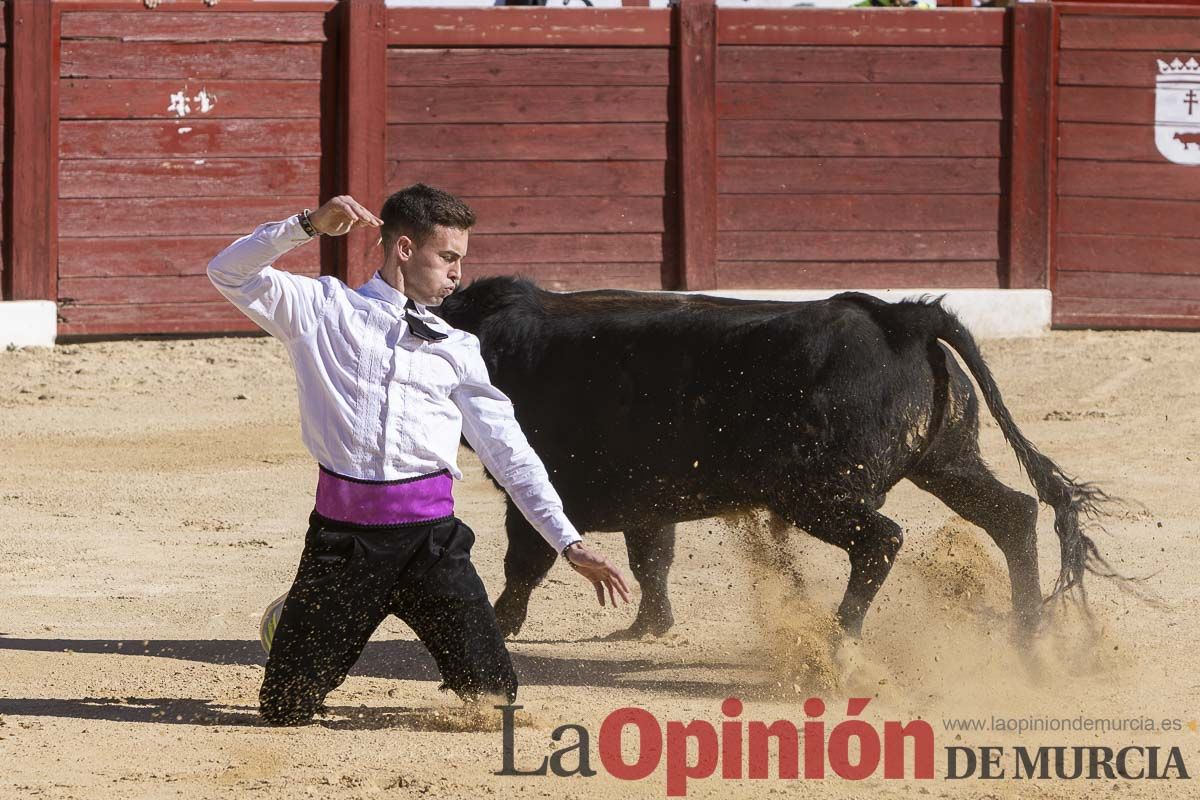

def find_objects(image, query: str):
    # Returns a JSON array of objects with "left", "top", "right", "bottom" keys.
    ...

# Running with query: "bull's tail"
[{"left": 929, "top": 304, "right": 1116, "bottom": 601}]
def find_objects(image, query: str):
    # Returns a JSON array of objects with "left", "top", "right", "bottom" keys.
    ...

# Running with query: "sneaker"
[{"left": 259, "top": 591, "right": 290, "bottom": 656}]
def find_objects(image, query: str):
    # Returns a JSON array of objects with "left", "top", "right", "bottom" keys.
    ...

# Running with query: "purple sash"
[{"left": 315, "top": 467, "right": 454, "bottom": 527}]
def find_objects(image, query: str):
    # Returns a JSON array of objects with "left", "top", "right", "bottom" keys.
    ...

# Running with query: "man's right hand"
[
  {"left": 308, "top": 196, "right": 383, "bottom": 237},
  {"left": 563, "top": 542, "right": 633, "bottom": 608}
]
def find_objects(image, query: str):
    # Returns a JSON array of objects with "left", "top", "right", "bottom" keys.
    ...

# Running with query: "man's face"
[{"left": 398, "top": 225, "right": 468, "bottom": 307}]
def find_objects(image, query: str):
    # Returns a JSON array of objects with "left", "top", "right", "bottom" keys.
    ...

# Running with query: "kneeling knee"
[
  {"left": 442, "top": 665, "right": 518, "bottom": 706},
  {"left": 260, "top": 701, "right": 316, "bottom": 727},
  {"left": 259, "top": 686, "right": 321, "bottom": 727}
]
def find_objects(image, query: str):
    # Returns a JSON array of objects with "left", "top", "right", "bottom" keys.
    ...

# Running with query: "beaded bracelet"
[{"left": 298, "top": 209, "right": 320, "bottom": 238}]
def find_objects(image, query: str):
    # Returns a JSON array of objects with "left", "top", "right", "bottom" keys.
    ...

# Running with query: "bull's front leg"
[
  {"left": 608, "top": 523, "right": 676, "bottom": 639},
  {"left": 493, "top": 501, "right": 558, "bottom": 638}
]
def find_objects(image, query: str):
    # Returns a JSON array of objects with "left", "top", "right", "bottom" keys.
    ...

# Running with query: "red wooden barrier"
[
  {"left": 713, "top": 8, "right": 1008, "bottom": 290},
  {"left": 50, "top": 0, "right": 334, "bottom": 336},
  {"left": 2, "top": 1, "right": 1196, "bottom": 334},
  {"left": 1051, "top": 2, "right": 1200, "bottom": 329},
  {"left": 384, "top": 5, "right": 675, "bottom": 292}
]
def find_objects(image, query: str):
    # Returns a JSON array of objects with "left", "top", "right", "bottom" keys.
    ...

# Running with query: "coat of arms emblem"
[{"left": 1156, "top": 57, "right": 1200, "bottom": 165}]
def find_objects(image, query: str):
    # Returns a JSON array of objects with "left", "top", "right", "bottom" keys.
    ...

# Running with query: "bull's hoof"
[
  {"left": 605, "top": 610, "right": 674, "bottom": 640},
  {"left": 493, "top": 598, "right": 527, "bottom": 639},
  {"left": 1013, "top": 605, "right": 1043, "bottom": 643}
]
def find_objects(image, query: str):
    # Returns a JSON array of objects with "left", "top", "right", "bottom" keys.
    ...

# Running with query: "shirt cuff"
[{"left": 557, "top": 534, "right": 584, "bottom": 556}]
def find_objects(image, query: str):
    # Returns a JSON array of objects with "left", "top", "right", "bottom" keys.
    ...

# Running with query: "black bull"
[{"left": 436, "top": 277, "right": 1113, "bottom": 639}]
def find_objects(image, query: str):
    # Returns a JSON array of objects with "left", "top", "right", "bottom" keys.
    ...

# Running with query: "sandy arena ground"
[{"left": 1, "top": 329, "right": 1198, "bottom": 799}]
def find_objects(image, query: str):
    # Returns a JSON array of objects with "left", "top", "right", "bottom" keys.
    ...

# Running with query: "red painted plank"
[
  {"left": 1058, "top": 3, "right": 1200, "bottom": 13},
  {"left": 1058, "top": 122, "right": 1163, "bottom": 162},
  {"left": 1054, "top": 313, "right": 1200, "bottom": 331},
  {"left": 469, "top": 233, "right": 667, "bottom": 264},
  {"left": 387, "top": 160, "right": 670, "bottom": 198},
  {"left": 1057, "top": 233, "right": 1200, "bottom": 274},
  {"left": 1060, "top": 15, "right": 1200, "bottom": 51},
  {"left": 57, "top": 302, "right": 261, "bottom": 338},
  {"left": 1058, "top": 87, "right": 1151, "bottom": 124},
  {"left": 1054, "top": 296, "right": 1200, "bottom": 330},
  {"left": 717, "top": 83, "right": 1002, "bottom": 121},
  {"left": 59, "top": 157, "right": 321, "bottom": 199},
  {"left": 466, "top": 196, "right": 666, "bottom": 234},
  {"left": 388, "top": 86, "right": 669, "bottom": 124},
  {"left": 1059, "top": 50, "right": 1176, "bottom": 88},
  {"left": 719, "top": 157, "right": 1002, "bottom": 194},
  {"left": 719, "top": 230, "right": 999, "bottom": 262},
  {"left": 58, "top": 236, "right": 320, "bottom": 279},
  {"left": 1058, "top": 196, "right": 1200, "bottom": 238},
  {"left": 336, "top": 0, "right": 388, "bottom": 291},
  {"left": 719, "top": 194, "right": 999, "bottom": 232},
  {"left": 60, "top": 118, "right": 321, "bottom": 158},
  {"left": 58, "top": 197, "right": 314, "bottom": 238},
  {"left": 715, "top": 260, "right": 1001, "bottom": 289},
  {"left": 61, "top": 41, "right": 322, "bottom": 80},
  {"left": 54, "top": 1, "right": 335, "bottom": 11},
  {"left": 718, "top": 9, "right": 1008, "bottom": 47},
  {"left": 60, "top": 274, "right": 233, "bottom": 305},
  {"left": 1057, "top": 270, "right": 1200, "bottom": 302},
  {"left": 387, "top": 48, "right": 669, "bottom": 87},
  {"left": 60, "top": 11, "right": 329, "bottom": 42},
  {"left": 719, "top": 46, "right": 1004, "bottom": 84},
  {"left": 6, "top": 0, "right": 58, "bottom": 302},
  {"left": 1058, "top": 161, "right": 1200, "bottom": 202},
  {"left": 1045, "top": 0, "right": 1061, "bottom": 295},
  {"left": 386, "top": 8, "right": 672, "bottom": 47},
  {"left": 386, "top": 123, "right": 667, "bottom": 162},
  {"left": 464, "top": 263, "right": 663, "bottom": 292},
  {"left": 719, "top": 120, "right": 1002, "bottom": 157},
  {"left": 677, "top": 0, "right": 718, "bottom": 291},
  {"left": 60, "top": 79, "right": 320, "bottom": 119},
  {"left": 1007, "top": 2, "right": 1054, "bottom": 290}
]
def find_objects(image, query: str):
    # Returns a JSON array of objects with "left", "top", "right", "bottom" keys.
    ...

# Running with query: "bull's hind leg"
[
  {"left": 493, "top": 501, "right": 557, "bottom": 638},
  {"left": 609, "top": 524, "right": 676, "bottom": 639},
  {"left": 910, "top": 451, "right": 1042, "bottom": 632},
  {"left": 773, "top": 502, "right": 903, "bottom": 637}
]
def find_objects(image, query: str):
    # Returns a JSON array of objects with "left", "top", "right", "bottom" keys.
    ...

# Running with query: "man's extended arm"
[{"left": 452, "top": 337, "right": 631, "bottom": 605}]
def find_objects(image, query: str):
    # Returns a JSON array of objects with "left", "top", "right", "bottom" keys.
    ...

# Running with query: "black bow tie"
[{"left": 404, "top": 299, "right": 447, "bottom": 342}]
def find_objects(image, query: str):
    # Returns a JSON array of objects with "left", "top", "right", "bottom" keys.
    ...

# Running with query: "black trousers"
[{"left": 259, "top": 512, "right": 517, "bottom": 726}]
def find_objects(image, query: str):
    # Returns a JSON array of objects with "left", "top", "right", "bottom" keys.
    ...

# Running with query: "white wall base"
[
  {"left": 0, "top": 301, "right": 58, "bottom": 348},
  {"left": 679, "top": 289, "right": 1052, "bottom": 339},
  {"left": 0, "top": 291, "right": 1051, "bottom": 346}
]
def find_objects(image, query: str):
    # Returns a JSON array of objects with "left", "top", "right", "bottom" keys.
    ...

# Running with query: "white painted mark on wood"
[{"left": 167, "top": 87, "right": 217, "bottom": 119}]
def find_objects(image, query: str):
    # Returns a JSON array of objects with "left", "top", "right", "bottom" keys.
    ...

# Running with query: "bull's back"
[{"left": 474, "top": 290, "right": 940, "bottom": 528}]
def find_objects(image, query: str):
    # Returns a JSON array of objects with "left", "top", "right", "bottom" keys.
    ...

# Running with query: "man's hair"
[{"left": 380, "top": 184, "right": 475, "bottom": 247}]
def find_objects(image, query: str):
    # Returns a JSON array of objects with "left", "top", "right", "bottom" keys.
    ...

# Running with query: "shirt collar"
[
  {"left": 358, "top": 272, "right": 414, "bottom": 310},
  {"left": 357, "top": 272, "right": 445, "bottom": 327}
]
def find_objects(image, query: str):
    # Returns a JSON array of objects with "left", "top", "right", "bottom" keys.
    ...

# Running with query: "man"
[{"left": 207, "top": 186, "right": 630, "bottom": 726}]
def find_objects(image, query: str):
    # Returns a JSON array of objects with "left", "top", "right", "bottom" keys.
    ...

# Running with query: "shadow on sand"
[{"left": 0, "top": 635, "right": 750, "bottom": 729}]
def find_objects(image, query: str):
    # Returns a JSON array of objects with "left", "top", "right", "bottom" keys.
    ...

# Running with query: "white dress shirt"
[{"left": 207, "top": 215, "right": 582, "bottom": 554}]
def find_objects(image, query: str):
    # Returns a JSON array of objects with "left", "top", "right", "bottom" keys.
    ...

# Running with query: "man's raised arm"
[{"left": 208, "top": 197, "right": 382, "bottom": 340}]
